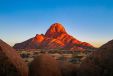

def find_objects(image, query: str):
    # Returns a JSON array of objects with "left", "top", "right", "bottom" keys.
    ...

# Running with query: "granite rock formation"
[
  {"left": 14, "top": 23, "right": 93, "bottom": 51},
  {"left": 78, "top": 40, "right": 113, "bottom": 76},
  {"left": 0, "top": 39, "right": 28, "bottom": 76},
  {"left": 29, "top": 54, "right": 62, "bottom": 76}
]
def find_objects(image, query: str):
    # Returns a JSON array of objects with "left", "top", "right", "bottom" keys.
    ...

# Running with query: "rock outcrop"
[
  {"left": 14, "top": 23, "right": 93, "bottom": 50},
  {"left": 45, "top": 23, "right": 67, "bottom": 38},
  {"left": 59, "top": 61, "right": 78, "bottom": 76},
  {"left": 0, "top": 39, "right": 28, "bottom": 76},
  {"left": 29, "top": 54, "right": 78, "bottom": 76},
  {"left": 29, "top": 54, "right": 62, "bottom": 76},
  {"left": 78, "top": 40, "right": 113, "bottom": 76}
]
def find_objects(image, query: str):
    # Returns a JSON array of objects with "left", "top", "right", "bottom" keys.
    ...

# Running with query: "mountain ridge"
[{"left": 13, "top": 23, "right": 94, "bottom": 50}]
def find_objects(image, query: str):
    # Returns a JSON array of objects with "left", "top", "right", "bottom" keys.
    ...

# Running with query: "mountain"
[
  {"left": 13, "top": 23, "right": 94, "bottom": 50},
  {"left": 78, "top": 39, "right": 113, "bottom": 76},
  {"left": 0, "top": 39, "right": 28, "bottom": 76}
]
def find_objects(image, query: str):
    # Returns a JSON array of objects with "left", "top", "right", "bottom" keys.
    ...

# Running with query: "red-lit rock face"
[
  {"left": 41, "top": 38, "right": 64, "bottom": 49},
  {"left": 13, "top": 23, "right": 94, "bottom": 50},
  {"left": 45, "top": 23, "right": 67, "bottom": 38},
  {"left": 33, "top": 34, "right": 45, "bottom": 44},
  {"left": 81, "top": 42, "right": 93, "bottom": 47},
  {"left": 45, "top": 23, "right": 82, "bottom": 48}
]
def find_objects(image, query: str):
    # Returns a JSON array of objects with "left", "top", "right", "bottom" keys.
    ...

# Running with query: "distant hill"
[{"left": 13, "top": 23, "right": 94, "bottom": 51}]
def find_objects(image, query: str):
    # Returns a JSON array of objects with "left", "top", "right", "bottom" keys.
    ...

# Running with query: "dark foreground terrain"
[{"left": 0, "top": 39, "right": 113, "bottom": 76}]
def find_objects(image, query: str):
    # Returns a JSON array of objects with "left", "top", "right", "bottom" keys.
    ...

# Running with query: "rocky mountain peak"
[
  {"left": 13, "top": 23, "right": 94, "bottom": 50},
  {"left": 45, "top": 23, "right": 67, "bottom": 38}
]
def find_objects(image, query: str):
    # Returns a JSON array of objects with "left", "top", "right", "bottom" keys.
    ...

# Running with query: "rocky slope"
[
  {"left": 1, "top": 38, "right": 113, "bottom": 76},
  {"left": 0, "top": 39, "right": 28, "bottom": 76},
  {"left": 78, "top": 39, "right": 113, "bottom": 76},
  {"left": 29, "top": 54, "right": 62, "bottom": 76},
  {"left": 13, "top": 23, "right": 93, "bottom": 50},
  {"left": 29, "top": 54, "right": 78, "bottom": 76}
]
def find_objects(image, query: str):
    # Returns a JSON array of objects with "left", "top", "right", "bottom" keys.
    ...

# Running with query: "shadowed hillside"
[
  {"left": 0, "top": 39, "right": 28, "bottom": 76},
  {"left": 78, "top": 40, "right": 113, "bottom": 76},
  {"left": 0, "top": 39, "right": 113, "bottom": 76},
  {"left": 29, "top": 54, "right": 78, "bottom": 76},
  {"left": 29, "top": 54, "right": 62, "bottom": 76}
]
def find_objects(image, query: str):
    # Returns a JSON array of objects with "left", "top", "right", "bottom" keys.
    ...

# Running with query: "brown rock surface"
[
  {"left": 59, "top": 61, "right": 78, "bottom": 76},
  {"left": 29, "top": 54, "right": 62, "bottom": 76},
  {"left": 78, "top": 40, "right": 113, "bottom": 76},
  {"left": 0, "top": 39, "right": 28, "bottom": 76}
]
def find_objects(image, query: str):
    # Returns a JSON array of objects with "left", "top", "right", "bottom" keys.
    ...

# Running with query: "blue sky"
[{"left": 0, "top": 0, "right": 113, "bottom": 47}]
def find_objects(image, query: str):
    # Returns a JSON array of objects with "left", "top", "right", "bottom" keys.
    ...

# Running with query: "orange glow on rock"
[{"left": 13, "top": 23, "right": 94, "bottom": 50}]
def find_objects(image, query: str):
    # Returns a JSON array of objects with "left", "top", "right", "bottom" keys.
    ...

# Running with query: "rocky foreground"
[
  {"left": 0, "top": 39, "right": 28, "bottom": 76},
  {"left": 0, "top": 39, "right": 113, "bottom": 76}
]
